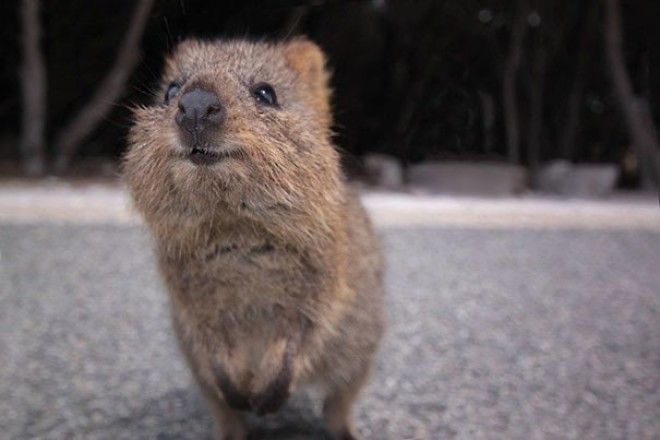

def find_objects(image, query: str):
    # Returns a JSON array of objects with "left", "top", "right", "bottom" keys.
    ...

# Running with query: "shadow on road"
[{"left": 100, "top": 387, "right": 332, "bottom": 440}]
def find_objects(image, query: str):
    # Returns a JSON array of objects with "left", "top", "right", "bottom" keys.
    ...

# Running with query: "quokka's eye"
[
  {"left": 164, "top": 82, "right": 181, "bottom": 104},
  {"left": 252, "top": 83, "right": 278, "bottom": 107}
]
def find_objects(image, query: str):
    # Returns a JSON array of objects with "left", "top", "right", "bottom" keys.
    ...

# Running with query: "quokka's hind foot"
[{"left": 322, "top": 377, "right": 368, "bottom": 440}]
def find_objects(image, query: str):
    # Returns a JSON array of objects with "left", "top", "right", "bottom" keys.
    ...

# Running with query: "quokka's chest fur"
[
  {"left": 158, "top": 236, "right": 332, "bottom": 336},
  {"left": 161, "top": 241, "right": 310, "bottom": 380},
  {"left": 165, "top": 236, "right": 321, "bottom": 289}
]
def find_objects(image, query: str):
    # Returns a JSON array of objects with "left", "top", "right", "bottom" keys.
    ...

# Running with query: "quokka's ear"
[
  {"left": 284, "top": 38, "right": 333, "bottom": 127},
  {"left": 284, "top": 38, "right": 326, "bottom": 84}
]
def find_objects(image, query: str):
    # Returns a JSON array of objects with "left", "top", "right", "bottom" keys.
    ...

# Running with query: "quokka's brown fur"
[{"left": 123, "top": 37, "right": 385, "bottom": 440}]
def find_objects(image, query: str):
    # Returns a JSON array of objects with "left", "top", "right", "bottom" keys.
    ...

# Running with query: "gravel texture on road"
[{"left": 1, "top": 222, "right": 659, "bottom": 439}]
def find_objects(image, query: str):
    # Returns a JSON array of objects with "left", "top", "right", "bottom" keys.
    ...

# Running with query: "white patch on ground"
[{"left": 362, "top": 191, "right": 660, "bottom": 230}]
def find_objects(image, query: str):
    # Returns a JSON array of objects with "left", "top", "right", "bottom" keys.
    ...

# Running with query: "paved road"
[{"left": 1, "top": 221, "right": 659, "bottom": 439}]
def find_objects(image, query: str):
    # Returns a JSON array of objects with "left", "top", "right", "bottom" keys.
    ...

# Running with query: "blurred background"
[
  {"left": 1, "top": 0, "right": 659, "bottom": 196},
  {"left": 1, "top": 1, "right": 659, "bottom": 439}
]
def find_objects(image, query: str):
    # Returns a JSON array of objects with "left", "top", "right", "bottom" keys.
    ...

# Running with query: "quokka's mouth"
[{"left": 188, "top": 147, "right": 241, "bottom": 166}]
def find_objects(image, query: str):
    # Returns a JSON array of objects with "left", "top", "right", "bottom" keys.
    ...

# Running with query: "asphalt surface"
[{"left": 1, "top": 221, "right": 659, "bottom": 439}]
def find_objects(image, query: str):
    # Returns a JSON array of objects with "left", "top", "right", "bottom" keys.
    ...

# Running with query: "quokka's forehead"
[{"left": 166, "top": 39, "right": 293, "bottom": 80}]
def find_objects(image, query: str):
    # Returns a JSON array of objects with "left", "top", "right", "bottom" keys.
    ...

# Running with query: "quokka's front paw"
[
  {"left": 249, "top": 362, "right": 293, "bottom": 415},
  {"left": 212, "top": 361, "right": 251, "bottom": 412}
]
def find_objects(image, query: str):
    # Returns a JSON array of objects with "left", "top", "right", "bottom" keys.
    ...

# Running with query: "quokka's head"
[{"left": 124, "top": 38, "right": 342, "bottom": 228}]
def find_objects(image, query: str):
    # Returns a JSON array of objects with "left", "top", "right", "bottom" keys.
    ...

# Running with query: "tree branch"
[
  {"left": 502, "top": 0, "right": 529, "bottom": 164},
  {"left": 53, "top": 0, "right": 154, "bottom": 172},
  {"left": 603, "top": 0, "right": 660, "bottom": 189},
  {"left": 19, "top": 0, "right": 47, "bottom": 176}
]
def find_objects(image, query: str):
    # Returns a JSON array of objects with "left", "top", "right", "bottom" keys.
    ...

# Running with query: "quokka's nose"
[{"left": 175, "top": 88, "right": 225, "bottom": 136}]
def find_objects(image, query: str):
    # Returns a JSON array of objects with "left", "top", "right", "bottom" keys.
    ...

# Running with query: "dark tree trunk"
[
  {"left": 527, "top": 33, "right": 546, "bottom": 181},
  {"left": 559, "top": 64, "right": 586, "bottom": 161},
  {"left": 503, "top": 0, "right": 528, "bottom": 164},
  {"left": 478, "top": 90, "right": 495, "bottom": 154},
  {"left": 559, "top": 1, "right": 594, "bottom": 161},
  {"left": 19, "top": 0, "right": 47, "bottom": 176},
  {"left": 53, "top": 0, "right": 154, "bottom": 173},
  {"left": 603, "top": 0, "right": 660, "bottom": 189}
]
